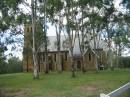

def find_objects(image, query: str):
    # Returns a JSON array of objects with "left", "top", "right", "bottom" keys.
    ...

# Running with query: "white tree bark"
[{"left": 31, "top": 0, "right": 39, "bottom": 79}]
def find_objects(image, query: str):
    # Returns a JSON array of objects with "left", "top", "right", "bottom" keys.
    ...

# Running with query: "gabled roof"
[
  {"left": 83, "top": 47, "right": 100, "bottom": 58},
  {"left": 40, "top": 35, "right": 108, "bottom": 57},
  {"left": 40, "top": 36, "right": 68, "bottom": 52}
]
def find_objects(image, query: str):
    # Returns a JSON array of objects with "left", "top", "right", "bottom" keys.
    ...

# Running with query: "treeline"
[
  {"left": 0, "top": 57, "right": 22, "bottom": 74},
  {"left": 119, "top": 57, "right": 130, "bottom": 68},
  {"left": 113, "top": 56, "right": 130, "bottom": 68}
]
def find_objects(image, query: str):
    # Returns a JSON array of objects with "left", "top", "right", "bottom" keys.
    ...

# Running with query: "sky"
[
  {"left": 19, "top": 0, "right": 57, "bottom": 36},
  {"left": 18, "top": 0, "right": 123, "bottom": 36},
  {"left": 5, "top": 0, "right": 129, "bottom": 60}
]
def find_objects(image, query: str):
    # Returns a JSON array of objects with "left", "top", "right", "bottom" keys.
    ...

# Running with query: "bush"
[
  {"left": 0, "top": 57, "right": 23, "bottom": 74},
  {"left": 118, "top": 57, "right": 130, "bottom": 68},
  {"left": 0, "top": 61, "right": 8, "bottom": 74}
]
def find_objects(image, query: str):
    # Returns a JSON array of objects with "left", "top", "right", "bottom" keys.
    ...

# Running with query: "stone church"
[{"left": 23, "top": 24, "right": 108, "bottom": 72}]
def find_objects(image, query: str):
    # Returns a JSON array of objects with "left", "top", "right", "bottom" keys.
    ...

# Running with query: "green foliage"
[
  {"left": 78, "top": 0, "right": 89, "bottom": 6},
  {"left": 120, "top": 57, "right": 130, "bottom": 68},
  {"left": 41, "top": 0, "right": 64, "bottom": 22},
  {"left": 0, "top": 58, "right": 7, "bottom": 74},
  {"left": 0, "top": 46, "right": 7, "bottom": 74},
  {"left": 113, "top": 56, "right": 130, "bottom": 68},
  {"left": 121, "top": 0, "right": 130, "bottom": 9},
  {"left": 35, "top": 22, "right": 45, "bottom": 49},
  {"left": 114, "top": 26, "right": 128, "bottom": 45},
  {"left": 0, "top": 56, "right": 22, "bottom": 74},
  {"left": 124, "top": 14, "right": 130, "bottom": 25},
  {"left": 7, "top": 57, "right": 23, "bottom": 73},
  {"left": 0, "top": 0, "right": 22, "bottom": 32},
  {"left": 4, "top": 0, "right": 22, "bottom": 9}
]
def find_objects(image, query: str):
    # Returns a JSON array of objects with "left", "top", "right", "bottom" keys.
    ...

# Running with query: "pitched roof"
[
  {"left": 40, "top": 35, "right": 108, "bottom": 56},
  {"left": 40, "top": 36, "right": 68, "bottom": 52}
]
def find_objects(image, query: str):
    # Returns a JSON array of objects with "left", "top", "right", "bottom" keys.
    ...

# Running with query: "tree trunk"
[
  {"left": 107, "top": 26, "right": 114, "bottom": 71},
  {"left": 44, "top": 30, "right": 49, "bottom": 74},
  {"left": 70, "top": 49, "right": 76, "bottom": 78},
  {"left": 82, "top": 55, "right": 86, "bottom": 73},
  {"left": 57, "top": 51, "right": 62, "bottom": 72},
  {"left": 33, "top": 55, "right": 39, "bottom": 79},
  {"left": 71, "top": 58, "right": 75, "bottom": 78},
  {"left": 45, "top": 51, "right": 49, "bottom": 74},
  {"left": 57, "top": 25, "right": 62, "bottom": 73},
  {"left": 115, "top": 44, "right": 118, "bottom": 68},
  {"left": 26, "top": 51, "right": 29, "bottom": 72},
  {"left": 31, "top": 0, "right": 39, "bottom": 79},
  {"left": 95, "top": 55, "right": 99, "bottom": 72},
  {"left": 93, "top": 29, "right": 98, "bottom": 72},
  {"left": 108, "top": 49, "right": 114, "bottom": 70},
  {"left": 43, "top": 0, "right": 49, "bottom": 74}
]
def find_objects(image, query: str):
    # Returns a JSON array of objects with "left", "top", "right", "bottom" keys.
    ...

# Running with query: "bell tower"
[{"left": 23, "top": 24, "right": 33, "bottom": 72}]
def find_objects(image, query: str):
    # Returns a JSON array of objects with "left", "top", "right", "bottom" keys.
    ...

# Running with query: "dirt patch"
[
  {"left": 75, "top": 84, "right": 102, "bottom": 95},
  {"left": 0, "top": 88, "right": 31, "bottom": 97}
]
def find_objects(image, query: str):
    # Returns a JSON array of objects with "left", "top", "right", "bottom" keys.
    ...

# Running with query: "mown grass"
[{"left": 0, "top": 69, "right": 130, "bottom": 97}]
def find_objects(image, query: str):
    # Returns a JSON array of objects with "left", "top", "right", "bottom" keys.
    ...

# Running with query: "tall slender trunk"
[
  {"left": 65, "top": 0, "right": 76, "bottom": 77},
  {"left": 81, "top": 5, "right": 86, "bottom": 73},
  {"left": 70, "top": 48, "right": 75, "bottom": 77},
  {"left": 115, "top": 43, "right": 119, "bottom": 68},
  {"left": 107, "top": 27, "right": 114, "bottom": 70},
  {"left": 44, "top": 47, "right": 49, "bottom": 73},
  {"left": 26, "top": 51, "right": 29, "bottom": 72},
  {"left": 92, "top": 28, "right": 98, "bottom": 72},
  {"left": 57, "top": 38, "right": 62, "bottom": 72},
  {"left": 77, "top": 27, "right": 86, "bottom": 73},
  {"left": 31, "top": 0, "right": 39, "bottom": 79},
  {"left": 57, "top": 51, "right": 62, "bottom": 72},
  {"left": 94, "top": 38, "right": 98, "bottom": 71},
  {"left": 44, "top": 0, "right": 49, "bottom": 74},
  {"left": 82, "top": 55, "right": 86, "bottom": 72},
  {"left": 118, "top": 45, "right": 122, "bottom": 68},
  {"left": 56, "top": 24, "right": 62, "bottom": 73}
]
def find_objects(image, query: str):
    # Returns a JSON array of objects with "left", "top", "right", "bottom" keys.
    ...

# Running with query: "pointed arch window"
[
  {"left": 27, "top": 27, "right": 29, "bottom": 32},
  {"left": 89, "top": 53, "right": 91, "bottom": 61},
  {"left": 54, "top": 53, "right": 56, "bottom": 61},
  {"left": 65, "top": 52, "right": 67, "bottom": 61}
]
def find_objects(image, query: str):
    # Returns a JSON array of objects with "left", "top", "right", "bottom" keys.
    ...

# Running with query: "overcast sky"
[{"left": 19, "top": 0, "right": 124, "bottom": 37}]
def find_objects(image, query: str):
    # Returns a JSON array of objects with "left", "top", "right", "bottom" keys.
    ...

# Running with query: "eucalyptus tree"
[
  {"left": 31, "top": 0, "right": 40, "bottom": 79},
  {"left": 74, "top": 0, "right": 92, "bottom": 72},
  {"left": 122, "top": 0, "right": 130, "bottom": 33},
  {"left": 100, "top": 0, "right": 130, "bottom": 70},
  {"left": 100, "top": 0, "right": 118, "bottom": 70},
  {"left": 76, "top": 0, "right": 105, "bottom": 72},
  {"left": 0, "top": 0, "right": 24, "bottom": 74},
  {"left": 0, "top": 0, "right": 23, "bottom": 32},
  {"left": 113, "top": 24, "right": 129, "bottom": 68},
  {"left": 26, "top": 0, "right": 46, "bottom": 78},
  {"left": 43, "top": 0, "right": 77, "bottom": 75},
  {"left": 63, "top": 0, "right": 105, "bottom": 73},
  {"left": 63, "top": 0, "right": 79, "bottom": 77},
  {"left": 75, "top": 0, "right": 88, "bottom": 73},
  {"left": 32, "top": 0, "right": 52, "bottom": 74},
  {"left": 0, "top": 0, "right": 24, "bottom": 46},
  {"left": 44, "top": 0, "right": 64, "bottom": 72},
  {"left": 23, "top": 0, "right": 50, "bottom": 76}
]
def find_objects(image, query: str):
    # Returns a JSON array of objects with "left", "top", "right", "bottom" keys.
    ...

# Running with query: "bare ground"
[
  {"left": 75, "top": 83, "right": 104, "bottom": 96},
  {"left": 0, "top": 88, "right": 31, "bottom": 97}
]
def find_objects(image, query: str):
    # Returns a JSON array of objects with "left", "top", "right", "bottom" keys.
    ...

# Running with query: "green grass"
[{"left": 0, "top": 69, "right": 130, "bottom": 97}]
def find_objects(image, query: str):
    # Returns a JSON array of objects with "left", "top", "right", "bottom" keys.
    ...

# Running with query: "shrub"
[{"left": 0, "top": 57, "right": 23, "bottom": 74}]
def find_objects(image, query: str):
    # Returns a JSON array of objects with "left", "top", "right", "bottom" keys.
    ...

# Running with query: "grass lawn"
[{"left": 0, "top": 69, "right": 130, "bottom": 97}]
